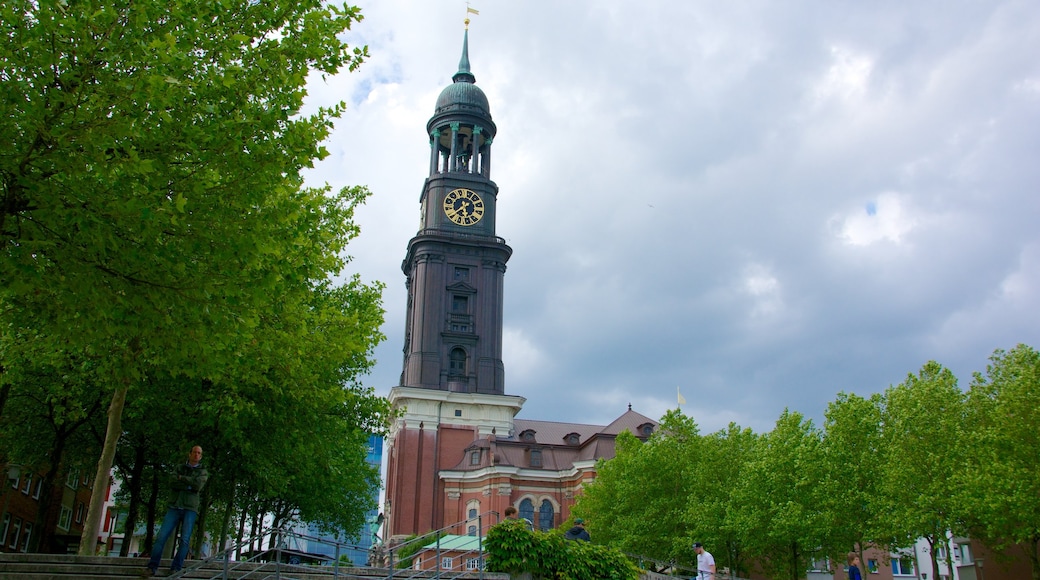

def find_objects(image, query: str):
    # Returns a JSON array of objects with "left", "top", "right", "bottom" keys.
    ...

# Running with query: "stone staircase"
[{"left": 0, "top": 554, "right": 510, "bottom": 580}]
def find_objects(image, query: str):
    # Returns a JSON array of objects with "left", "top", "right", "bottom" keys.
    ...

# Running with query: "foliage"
[
  {"left": 877, "top": 361, "right": 965, "bottom": 575},
  {"left": 484, "top": 520, "right": 640, "bottom": 580},
  {"left": 819, "top": 392, "right": 886, "bottom": 567},
  {"left": 962, "top": 345, "right": 1040, "bottom": 580},
  {"left": 578, "top": 410, "right": 700, "bottom": 562},
  {"left": 729, "top": 409, "right": 827, "bottom": 580},
  {"left": 0, "top": 0, "right": 382, "bottom": 553}
]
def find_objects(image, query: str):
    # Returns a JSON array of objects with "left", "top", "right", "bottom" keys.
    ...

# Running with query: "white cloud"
[
  {"left": 321, "top": 0, "right": 1040, "bottom": 434},
  {"left": 833, "top": 192, "right": 918, "bottom": 246}
]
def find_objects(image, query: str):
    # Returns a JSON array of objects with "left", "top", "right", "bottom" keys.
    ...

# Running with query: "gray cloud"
[{"left": 307, "top": 0, "right": 1040, "bottom": 434}]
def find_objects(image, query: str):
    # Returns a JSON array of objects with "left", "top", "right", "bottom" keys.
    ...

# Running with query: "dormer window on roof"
[
  {"left": 564, "top": 433, "right": 581, "bottom": 446},
  {"left": 519, "top": 429, "right": 536, "bottom": 442},
  {"left": 638, "top": 423, "right": 655, "bottom": 437}
]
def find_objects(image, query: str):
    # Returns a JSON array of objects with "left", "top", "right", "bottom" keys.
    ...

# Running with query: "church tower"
[{"left": 383, "top": 28, "right": 526, "bottom": 540}]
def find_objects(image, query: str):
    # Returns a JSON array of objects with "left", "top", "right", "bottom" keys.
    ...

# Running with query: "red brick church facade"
[{"left": 382, "top": 28, "right": 656, "bottom": 541}]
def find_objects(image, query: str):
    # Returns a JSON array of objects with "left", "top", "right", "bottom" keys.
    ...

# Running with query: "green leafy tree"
[
  {"left": 697, "top": 422, "right": 760, "bottom": 577},
  {"left": 577, "top": 410, "right": 699, "bottom": 563},
  {"left": 962, "top": 345, "right": 1040, "bottom": 580},
  {"left": 819, "top": 392, "right": 885, "bottom": 569},
  {"left": 729, "top": 409, "right": 827, "bottom": 580},
  {"left": 1, "top": 0, "right": 375, "bottom": 554},
  {"left": 877, "top": 361, "right": 965, "bottom": 576}
]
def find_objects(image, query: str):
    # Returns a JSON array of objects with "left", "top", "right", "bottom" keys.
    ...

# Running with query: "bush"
[{"left": 485, "top": 520, "right": 641, "bottom": 580}]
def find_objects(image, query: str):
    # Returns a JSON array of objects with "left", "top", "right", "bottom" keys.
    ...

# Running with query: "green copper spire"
[{"left": 452, "top": 29, "right": 476, "bottom": 84}]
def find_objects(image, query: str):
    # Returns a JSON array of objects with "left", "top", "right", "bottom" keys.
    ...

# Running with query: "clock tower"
[{"left": 384, "top": 27, "right": 524, "bottom": 539}]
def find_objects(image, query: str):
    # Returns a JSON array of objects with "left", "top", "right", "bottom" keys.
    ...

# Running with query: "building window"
[
  {"left": 564, "top": 433, "right": 580, "bottom": 446},
  {"left": 452, "top": 295, "right": 468, "bottom": 312},
  {"left": 468, "top": 525, "right": 477, "bottom": 536},
  {"left": 538, "top": 500, "right": 554, "bottom": 531},
  {"left": 530, "top": 449, "right": 542, "bottom": 468},
  {"left": 19, "top": 523, "right": 31, "bottom": 552},
  {"left": 520, "top": 430, "right": 536, "bottom": 442},
  {"left": 958, "top": 544, "right": 973, "bottom": 564},
  {"left": 466, "top": 557, "right": 481, "bottom": 571},
  {"left": 58, "top": 506, "right": 73, "bottom": 531},
  {"left": 454, "top": 267, "right": 469, "bottom": 281},
  {"left": 891, "top": 556, "right": 914, "bottom": 575},
  {"left": 21, "top": 473, "right": 32, "bottom": 495},
  {"left": 32, "top": 478, "right": 42, "bottom": 500},
  {"left": 519, "top": 499, "right": 534, "bottom": 524},
  {"left": 441, "top": 557, "right": 453, "bottom": 569},
  {"left": 66, "top": 470, "right": 78, "bottom": 489},
  {"left": 468, "top": 508, "right": 478, "bottom": 519},
  {"left": 470, "top": 450, "right": 481, "bottom": 465},
  {"left": 867, "top": 559, "right": 879, "bottom": 574},
  {"left": 75, "top": 502, "right": 85, "bottom": 524},
  {"left": 454, "top": 409, "right": 462, "bottom": 417},
  {"left": 449, "top": 347, "right": 467, "bottom": 376},
  {"left": 8, "top": 517, "right": 21, "bottom": 549},
  {"left": 0, "top": 513, "right": 10, "bottom": 546},
  {"left": 10, "top": 474, "right": 18, "bottom": 490}
]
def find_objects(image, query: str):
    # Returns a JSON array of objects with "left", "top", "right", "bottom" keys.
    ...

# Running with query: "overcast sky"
[{"left": 303, "top": 0, "right": 1040, "bottom": 434}]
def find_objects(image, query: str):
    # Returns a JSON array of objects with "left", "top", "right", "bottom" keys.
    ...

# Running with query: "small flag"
[
  {"left": 467, "top": 7, "right": 480, "bottom": 15},
  {"left": 677, "top": 386, "right": 686, "bottom": 406}
]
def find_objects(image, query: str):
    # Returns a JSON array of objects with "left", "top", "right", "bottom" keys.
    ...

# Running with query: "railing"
[
  {"left": 410, "top": 228, "right": 508, "bottom": 246},
  {"left": 382, "top": 510, "right": 501, "bottom": 580},
  {"left": 166, "top": 524, "right": 374, "bottom": 580},
  {"left": 162, "top": 512, "right": 502, "bottom": 580}
]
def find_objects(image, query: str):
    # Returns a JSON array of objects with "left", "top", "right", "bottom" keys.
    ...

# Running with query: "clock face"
[{"left": 443, "top": 188, "right": 485, "bottom": 226}]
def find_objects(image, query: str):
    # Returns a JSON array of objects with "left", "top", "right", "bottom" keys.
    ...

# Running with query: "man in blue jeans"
[{"left": 145, "top": 445, "right": 209, "bottom": 576}]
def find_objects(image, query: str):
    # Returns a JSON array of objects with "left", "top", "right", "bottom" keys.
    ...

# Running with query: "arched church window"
[
  {"left": 519, "top": 498, "right": 534, "bottom": 524},
  {"left": 538, "top": 500, "right": 554, "bottom": 531},
  {"left": 449, "top": 347, "right": 466, "bottom": 376}
]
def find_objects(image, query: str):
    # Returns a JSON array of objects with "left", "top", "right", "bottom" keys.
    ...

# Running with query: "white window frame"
[
  {"left": 891, "top": 555, "right": 914, "bottom": 576},
  {"left": 441, "top": 556, "right": 453, "bottom": 570},
  {"left": 66, "top": 470, "right": 78, "bottom": 489},
  {"left": 8, "top": 517, "right": 21, "bottom": 549},
  {"left": 0, "top": 513, "right": 10, "bottom": 545},
  {"left": 58, "top": 506, "right": 73, "bottom": 531},
  {"left": 466, "top": 557, "right": 481, "bottom": 571},
  {"left": 19, "top": 522, "right": 32, "bottom": 552},
  {"left": 32, "top": 477, "right": 42, "bottom": 500},
  {"left": 20, "top": 473, "right": 32, "bottom": 495}
]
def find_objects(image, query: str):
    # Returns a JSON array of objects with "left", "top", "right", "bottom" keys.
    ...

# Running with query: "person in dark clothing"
[
  {"left": 563, "top": 518, "right": 590, "bottom": 542},
  {"left": 847, "top": 552, "right": 863, "bottom": 580},
  {"left": 145, "top": 446, "right": 209, "bottom": 576}
]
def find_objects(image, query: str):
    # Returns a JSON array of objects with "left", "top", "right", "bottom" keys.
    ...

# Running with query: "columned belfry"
[
  {"left": 400, "top": 27, "right": 511, "bottom": 395},
  {"left": 384, "top": 28, "right": 524, "bottom": 539},
  {"left": 383, "top": 26, "right": 658, "bottom": 544}
]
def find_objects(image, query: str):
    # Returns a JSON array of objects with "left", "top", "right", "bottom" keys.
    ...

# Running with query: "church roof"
[
  {"left": 445, "top": 408, "right": 658, "bottom": 472},
  {"left": 434, "top": 29, "right": 490, "bottom": 116}
]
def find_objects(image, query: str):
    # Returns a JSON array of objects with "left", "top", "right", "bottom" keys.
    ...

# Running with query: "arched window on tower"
[
  {"left": 449, "top": 347, "right": 467, "bottom": 376},
  {"left": 538, "top": 500, "right": 554, "bottom": 531},
  {"left": 519, "top": 498, "right": 534, "bottom": 525}
]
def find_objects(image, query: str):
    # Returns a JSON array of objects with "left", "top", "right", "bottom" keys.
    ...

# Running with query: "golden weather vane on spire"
[{"left": 465, "top": 2, "right": 479, "bottom": 29}]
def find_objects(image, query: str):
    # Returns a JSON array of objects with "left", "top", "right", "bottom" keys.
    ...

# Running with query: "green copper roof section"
[
  {"left": 435, "top": 28, "right": 489, "bottom": 116},
  {"left": 453, "top": 28, "right": 476, "bottom": 84}
]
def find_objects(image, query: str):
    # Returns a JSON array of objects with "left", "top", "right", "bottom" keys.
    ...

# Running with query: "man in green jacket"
[{"left": 145, "top": 445, "right": 209, "bottom": 576}]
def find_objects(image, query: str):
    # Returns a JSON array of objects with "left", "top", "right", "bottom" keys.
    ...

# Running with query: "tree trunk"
[
  {"left": 192, "top": 489, "right": 209, "bottom": 557},
  {"left": 143, "top": 464, "right": 160, "bottom": 553},
  {"left": 31, "top": 426, "right": 68, "bottom": 553},
  {"left": 119, "top": 444, "right": 147, "bottom": 557},
  {"left": 1028, "top": 533, "right": 1040, "bottom": 580},
  {"left": 218, "top": 479, "right": 236, "bottom": 556},
  {"left": 78, "top": 381, "right": 129, "bottom": 555},
  {"left": 235, "top": 502, "right": 247, "bottom": 560}
]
